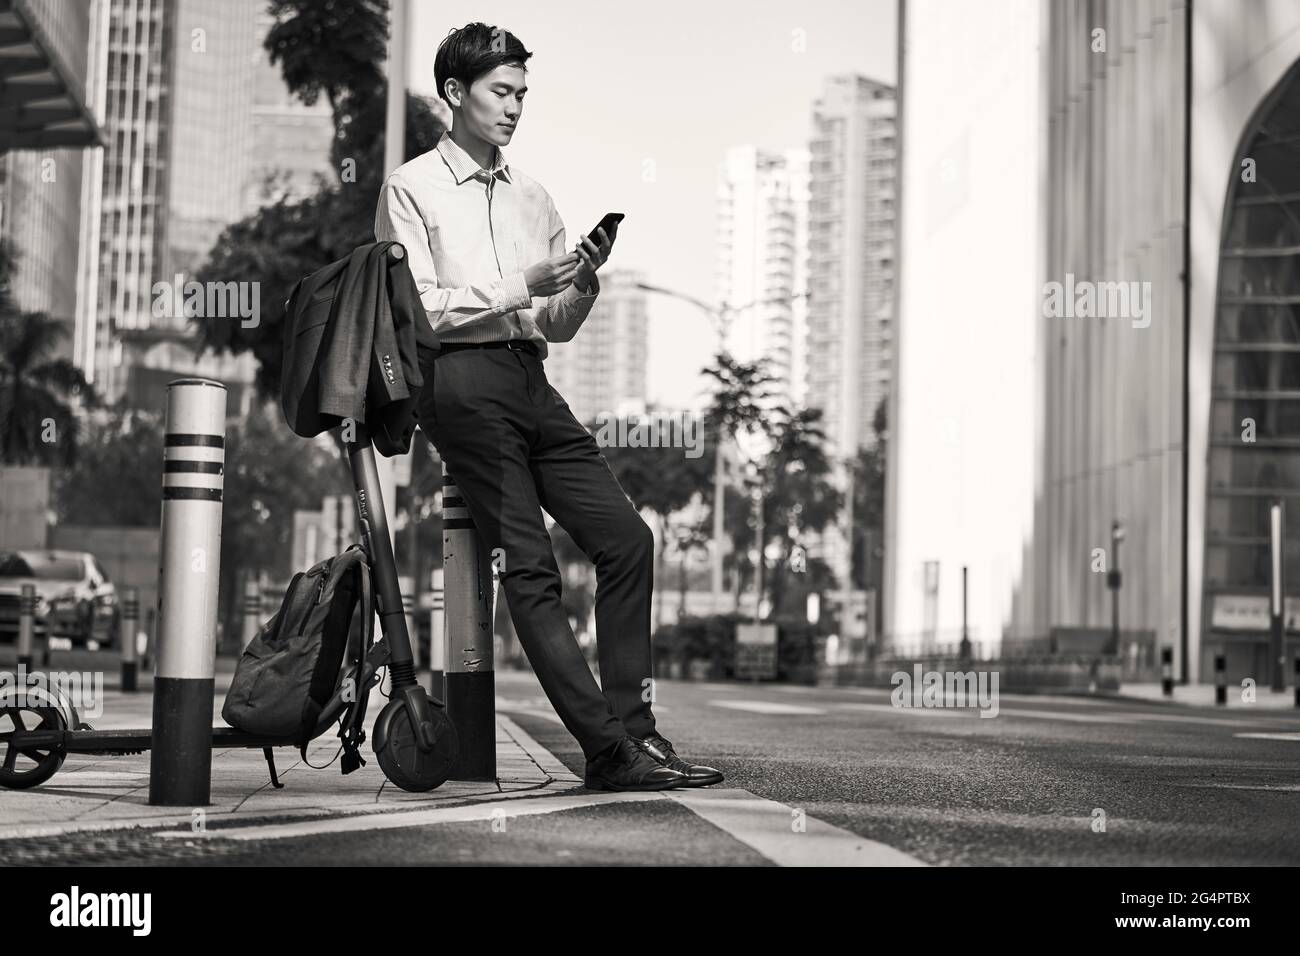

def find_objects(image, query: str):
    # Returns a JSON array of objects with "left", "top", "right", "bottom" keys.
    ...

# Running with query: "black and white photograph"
[{"left": 0, "top": 0, "right": 1296, "bottom": 936}]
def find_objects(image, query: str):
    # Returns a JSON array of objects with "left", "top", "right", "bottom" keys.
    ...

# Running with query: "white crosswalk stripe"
[
  {"left": 709, "top": 700, "right": 827, "bottom": 715},
  {"left": 665, "top": 788, "right": 925, "bottom": 866}
]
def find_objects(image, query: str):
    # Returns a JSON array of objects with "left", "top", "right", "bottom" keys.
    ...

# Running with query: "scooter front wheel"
[{"left": 373, "top": 694, "right": 459, "bottom": 792}]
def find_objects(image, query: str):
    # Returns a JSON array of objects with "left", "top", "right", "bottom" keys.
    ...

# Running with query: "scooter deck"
[{"left": 8, "top": 726, "right": 302, "bottom": 755}]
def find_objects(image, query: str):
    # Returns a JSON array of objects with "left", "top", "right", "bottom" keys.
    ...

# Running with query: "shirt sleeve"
[
  {"left": 373, "top": 175, "right": 534, "bottom": 339},
  {"left": 535, "top": 196, "right": 600, "bottom": 343}
]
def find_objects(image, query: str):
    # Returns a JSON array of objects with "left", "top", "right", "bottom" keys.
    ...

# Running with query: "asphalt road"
[{"left": 3, "top": 667, "right": 1298, "bottom": 865}]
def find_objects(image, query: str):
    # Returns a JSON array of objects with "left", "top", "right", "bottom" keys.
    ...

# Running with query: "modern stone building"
[{"left": 888, "top": 0, "right": 1300, "bottom": 684}]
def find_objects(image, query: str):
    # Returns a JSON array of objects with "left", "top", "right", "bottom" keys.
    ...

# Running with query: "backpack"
[{"left": 222, "top": 544, "right": 374, "bottom": 779}]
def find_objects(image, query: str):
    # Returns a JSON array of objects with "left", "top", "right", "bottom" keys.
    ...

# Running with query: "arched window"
[{"left": 1205, "top": 59, "right": 1300, "bottom": 604}]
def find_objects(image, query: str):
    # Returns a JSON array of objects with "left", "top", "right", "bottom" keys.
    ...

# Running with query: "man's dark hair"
[{"left": 434, "top": 22, "right": 532, "bottom": 106}]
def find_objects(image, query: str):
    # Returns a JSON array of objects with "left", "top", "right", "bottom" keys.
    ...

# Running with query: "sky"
[{"left": 405, "top": 0, "right": 896, "bottom": 410}]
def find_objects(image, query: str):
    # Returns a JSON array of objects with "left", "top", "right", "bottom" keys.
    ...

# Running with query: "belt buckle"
[{"left": 506, "top": 340, "right": 524, "bottom": 352}]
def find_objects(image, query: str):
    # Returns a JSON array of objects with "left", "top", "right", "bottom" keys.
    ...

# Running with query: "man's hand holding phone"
[
  {"left": 573, "top": 218, "right": 618, "bottom": 293},
  {"left": 523, "top": 213, "right": 622, "bottom": 297}
]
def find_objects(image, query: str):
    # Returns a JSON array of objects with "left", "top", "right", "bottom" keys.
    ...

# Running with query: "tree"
[
  {"left": 594, "top": 405, "right": 712, "bottom": 629},
  {"left": 696, "top": 353, "right": 785, "bottom": 609},
  {"left": 666, "top": 515, "right": 711, "bottom": 617},
  {"left": 0, "top": 241, "right": 99, "bottom": 467},
  {"left": 264, "top": 0, "right": 388, "bottom": 177},
  {"left": 849, "top": 397, "right": 888, "bottom": 592},
  {"left": 52, "top": 407, "right": 164, "bottom": 526},
  {"left": 760, "top": 406, "right": 843, "bottom": 618},
  {"left": 192, "top": 0, "right": 451, "bottom": 468}
]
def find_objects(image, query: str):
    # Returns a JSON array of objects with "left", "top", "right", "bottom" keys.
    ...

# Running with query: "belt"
[{"left": 435, "top": 339, "right": 539, "bottom": 358}]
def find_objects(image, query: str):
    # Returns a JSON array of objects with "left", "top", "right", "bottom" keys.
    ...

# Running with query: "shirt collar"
[{"left": 436, "top": 129, "right": 513, "bottom": 185}]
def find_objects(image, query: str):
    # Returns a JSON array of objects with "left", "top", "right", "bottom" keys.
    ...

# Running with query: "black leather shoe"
[
  {"left": 638, "top": 733, "right": 725, "bottom": 787},
  {"left": 584, "top": 736, "right": 689, "bottom": 791}
]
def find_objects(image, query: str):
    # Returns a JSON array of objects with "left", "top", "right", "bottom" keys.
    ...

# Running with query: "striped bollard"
[
  {"left": 240, "top": 576, "right": 261, "bottom": 651},
  {"left": 1160, "top": 647, "right": 1173, "bottom": 697},
  {"left": 120, "top": 586, "right": 139, "bottom": 692},
  {"left": 149, "top": 379, "right": 226, "bottom": 806},
  {"left": 429, "top": 567, "right": 446, "bottom": 699},
  {"left": 17, "top": 583, "right": 35, "bottom": 671},
  {"left": 1214, "top": 653, "right": 1227, "bottom": 706},
  {"left": 442, "top": 467, "right": 495, "bottom": 781}
]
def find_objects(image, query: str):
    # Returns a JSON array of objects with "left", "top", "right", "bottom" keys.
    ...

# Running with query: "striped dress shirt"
[{"left": 373, "top": 129, "right": 600, "bottom": 361}]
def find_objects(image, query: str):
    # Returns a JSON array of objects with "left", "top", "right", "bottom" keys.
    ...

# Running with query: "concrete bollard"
[
  {"left": 428, "top": 566, "right": 445, "bottom": 697},
  {"left": 149, "top": 379, "right": 226, "bottom": 806},
  {"left": 1161, "top": 647, "right": 1174, "bottom": 697},
  {"left": 240, "top": 576, "right": 261, "bottom": 651},
  {"left": 1214, "top": 653, "right": 1227, "bottom": 706},
  {"left": 441, "top": 466, "right": 495, "bottom": 781},
  {"left": 17, "top": 583, "right": 35, "bottom": 671},
  {"left": 120, "top": 586, "right": 139, "bottom": 692}
]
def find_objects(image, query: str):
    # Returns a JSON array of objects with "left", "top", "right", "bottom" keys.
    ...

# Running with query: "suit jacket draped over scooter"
[{"left": 280, "top": 240, "right": 434, "bottom": 457}]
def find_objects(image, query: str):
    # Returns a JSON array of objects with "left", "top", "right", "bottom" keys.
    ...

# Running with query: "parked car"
[{"left": 0, "top": 550, "right": 120, "bottom": 649}]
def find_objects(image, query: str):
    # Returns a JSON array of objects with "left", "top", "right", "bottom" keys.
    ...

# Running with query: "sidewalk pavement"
[
  {"left": 1100, "top": 682, "right": 1300, "bottom": 710},
  {"left": 0, "top": 659, "right": 583, "bottom": 842}
]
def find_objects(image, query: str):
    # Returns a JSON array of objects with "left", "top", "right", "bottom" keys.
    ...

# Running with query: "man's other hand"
[{"left": 524, "top": 253, "right": 580, "bottom": 297}]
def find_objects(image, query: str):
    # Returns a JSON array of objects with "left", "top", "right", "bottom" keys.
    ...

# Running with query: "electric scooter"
[{"left": 0, "top": 402, "right": 459, "bottom": 794}]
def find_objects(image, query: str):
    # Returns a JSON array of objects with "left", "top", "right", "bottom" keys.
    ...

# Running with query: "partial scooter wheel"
[
  {"left": 372, "top": 694, "right": 459, "bottom": 792},
  {"left": 0, "top": 703, "right": 67, "bottom": 790}
]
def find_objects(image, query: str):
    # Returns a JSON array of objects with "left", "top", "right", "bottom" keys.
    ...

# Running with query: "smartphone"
[{"left": 583, "top": 212, "right": 624, "bottom": 245}]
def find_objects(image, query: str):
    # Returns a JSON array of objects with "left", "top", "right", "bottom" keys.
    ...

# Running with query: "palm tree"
[{"left": 760, "top": 406, "right": 842, "bottom": 617}]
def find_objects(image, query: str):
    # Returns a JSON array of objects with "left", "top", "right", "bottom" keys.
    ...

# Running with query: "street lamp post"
[
  {"left": 745, "top": 462, "right": 764, "bottom": 623},
  {"left": 960, "top": 565, "right": 970, "bottom": 661},
  {"left": 1270, "top": 498, "right": 1285, "bottom": 692},
  {"left": 631, "top": 282, "right": 809, "bottom": 617},
  {"left": 1109, "top": 520, "right": 1125, "bottom": 655}
]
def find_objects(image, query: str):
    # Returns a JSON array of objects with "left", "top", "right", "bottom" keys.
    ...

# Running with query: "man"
[{"left": 374, "top": 22, "right": 723, "bottom": 792}]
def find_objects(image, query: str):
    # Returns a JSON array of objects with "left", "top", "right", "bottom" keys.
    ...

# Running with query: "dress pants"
[{"left": 415, "top": 343, "right": 658, "bottom": 760}]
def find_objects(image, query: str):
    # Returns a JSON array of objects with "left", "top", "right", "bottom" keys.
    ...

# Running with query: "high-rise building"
[
  {"left": 801, "top": 75, "right": 897, "bottom": 607},
  {"left": 0, "top": 0, "right": 107, "bottom": 371},
  {"left": 163, "top": 0, "right": 256, "bottom": 280},
  {"left": 91, "top": 0, "right": 334, "bottom": 414},
  {"left": 543, "top": 268, "right": 649, "bottom": 427},
  {"left": 244, "top": 0, "right": 333, "bottom": 213},
  {"left": 93, "top": 0, "right": 175, "bottom": 399},
  {"left": 714, "top": 145, "right": 809, "bottom": 409},
  {"left": 805, "top": 75, "right": 896, "bottom": 461}
]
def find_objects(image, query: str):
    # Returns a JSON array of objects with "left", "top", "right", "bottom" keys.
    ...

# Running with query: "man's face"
[{"left": 451, "top": 63, "right": 526, "bottom": 147}]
